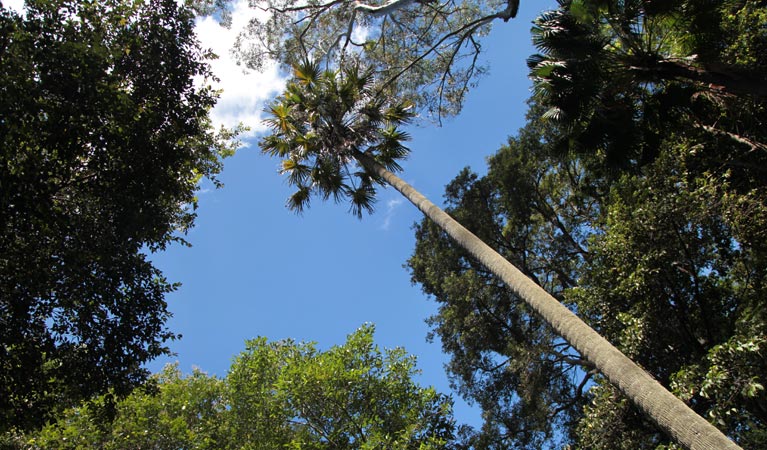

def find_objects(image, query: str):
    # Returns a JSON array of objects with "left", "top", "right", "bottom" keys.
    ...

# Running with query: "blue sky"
[{"left": 139, "top": 0, "right": 552, "bottom": 429}]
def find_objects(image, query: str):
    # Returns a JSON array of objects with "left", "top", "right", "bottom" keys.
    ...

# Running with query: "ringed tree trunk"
[{"left": 353, "top": 150, "right": 742, "bottom": 450}]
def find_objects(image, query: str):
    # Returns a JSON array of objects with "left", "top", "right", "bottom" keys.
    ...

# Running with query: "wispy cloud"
[{"left": 379, "top": 198, "right": 404, "bottom": 231}]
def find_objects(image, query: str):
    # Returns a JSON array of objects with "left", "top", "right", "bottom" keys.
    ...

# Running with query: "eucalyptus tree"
[
  {"left": 195, "top": 0, "right": 522, "bottom": 119},
  {"left": 261, "top": 60, "right": 741, "bottom": 449},
  {"left": 0, "top": 0, "right": 240, "bottom": 431}
]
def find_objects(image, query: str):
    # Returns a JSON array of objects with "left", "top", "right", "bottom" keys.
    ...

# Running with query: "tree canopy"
[
  {"left": 4, "top": 0, "right": 764, "bottom": 448},
  {"left": 195, "top": 0, "right": 523, "bottom": 120},
  {"left": 528, "top": 0, "right": 767, "bottom": 173},
  {"left": 0, "top": 0, "right": 240, "bottom": 431},
  {"left": 22, "top": 325, "right": 457, "bottom": 450},
  {"left": 409, "top": 2, "right": 767, "bottom": 447},
  {"left": 252, "top": 1, "right": 759, "bottom": 448}
]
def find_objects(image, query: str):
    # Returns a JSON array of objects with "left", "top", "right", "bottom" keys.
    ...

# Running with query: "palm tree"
[
  {"left": 260, "top": 60, "right": 741, "bottom": 450},
  {"left": 527, "top": 0, "right": 767, "bottom": 169}
]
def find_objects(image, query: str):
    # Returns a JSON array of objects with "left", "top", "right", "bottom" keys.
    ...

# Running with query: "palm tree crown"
[{"left": 261, "top": 61, "right": 415, "bottom": 217}]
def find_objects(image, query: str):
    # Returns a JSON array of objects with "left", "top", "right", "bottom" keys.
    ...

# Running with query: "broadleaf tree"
[
  {"left": 24, "top": 324, "right": 457, "bottom": 450},
  {"left": 0, "top": 0, "right": 241, "bottom": 432}
]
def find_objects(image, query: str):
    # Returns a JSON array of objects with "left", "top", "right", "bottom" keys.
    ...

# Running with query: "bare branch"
[
  {"left": 696, "top": 123, "right": 767, "bottom": 154},
  {"left": 264, "top": 0, "right": 347, "bottom": 15},
  {"left": 376, "top": 11, "right": 500, "bottom": 95},
  {"left": 353, "top": 0, "right": 420, "bottom": 17}
]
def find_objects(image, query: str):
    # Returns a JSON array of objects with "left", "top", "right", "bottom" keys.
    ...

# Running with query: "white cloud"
[
  {"left": 5, "top": 0, "right": 283, "bottom": 138},
  {"left": 2, "top": 0, "right": 282, "bottom": 145},
  {"left": 194, "top": 0, "right": 286, "bottom": 138},
  {"left": 4, "top": 0, "right": 25, "bottom": 12},
  {"left": 379, "top": 198, "right": 404, "bottom": 231},
  {"left": 351, "top": 23, "right": 370, "bottom": 45}
]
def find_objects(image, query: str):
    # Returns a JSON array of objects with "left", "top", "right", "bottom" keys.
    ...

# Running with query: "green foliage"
[
  {"left": 528, "top": 0, "right": 767, "bottom": 175},
  {"left": 564, "top": 142, "right": 766, "bottom": 448},
  {"left": 409, "top": 98, "right": 767, "bottom": 447},
  {"left": 196, "top": 0, "right": 518, "bottom": 119},
  {"left": 229, "top": 324, "right": 455, "bottom": 449},
  {"left": 720, "top": 1, "right": 767, "bottom": 71},
  {"left": 28, "top": 366, "right": 228, "bottom": 450},
  {"left": 573, "top": 381, "right": 663, "bottom": 450},
  {"left": 261, "top": 60, "right": 415, "bottom": 217},
  {"left": 0, "top": 0, "right": 240, "bottom": 431},
  {"left": 25, "top": 325, "right": 457, "bottom": 450},
  {"left": 522, "top": 4, "right": 767, "bottom": 440},
  {"left": 408, "top": 106, "right": 601, "bottom": 449}
]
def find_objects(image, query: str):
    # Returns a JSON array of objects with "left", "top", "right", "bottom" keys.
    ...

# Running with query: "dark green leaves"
[
  {"left": 0, "top": 0, "right": 239, "bottom": 431},
  {"left": 261, "top": 60, "right": 415, "bottom": 217},
  {"left": 529, "top": 0, "right": 767, "bottom": 174}
]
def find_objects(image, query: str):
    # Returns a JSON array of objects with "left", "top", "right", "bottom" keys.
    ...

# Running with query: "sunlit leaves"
[
  {"left": 30, "top": 326, "right": 457, "bottom": 449},
  {"left": 261, "top": 59, "right": 415, "bottom": 217},
  {"left": 228, "top": 324, "right": 456, "bottom": 449}
]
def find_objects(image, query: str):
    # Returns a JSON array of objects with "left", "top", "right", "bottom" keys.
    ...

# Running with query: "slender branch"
[
  {"left": 295, "top": 406, "right": 341, "bottom": 447},
  {"left": 477, "top": 357, "right": 512, "bottom": 374},
  {"left": 549, "top": 369, "right": 595, "bottom": 418},
  {"left": 376, "top": 10, "right": 503, "bottom": 96},
  {"left": 263, "top": 0, "right": 347, "bottom": 15},
  {"left": 436, "top": 26, "right": 481, "bottom": 120},
  {"left": 551, "top": 349, "right": 596, "bottom": 371},
  {"left": 696, "top": 123, "right": 767, "bottom": 154},
  {"left": 354, "top": 0, "right": 419, "bottom": 17}
]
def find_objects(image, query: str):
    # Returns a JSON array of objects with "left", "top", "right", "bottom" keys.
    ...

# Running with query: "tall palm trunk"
[{"left": 354, "top": 150, "right": 742, "bottom": 450}]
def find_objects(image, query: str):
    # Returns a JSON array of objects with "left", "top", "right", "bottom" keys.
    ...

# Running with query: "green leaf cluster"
[
  {"left": 261, "top": 60, "right": 414, "bottom": 217},
  {"left": 22, "top": 325, "right": 456, "bottom": 450}
]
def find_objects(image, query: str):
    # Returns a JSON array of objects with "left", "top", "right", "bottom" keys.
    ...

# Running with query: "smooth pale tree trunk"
[{"left": 354, "top": 150, "right": 742, "bottom": 450}]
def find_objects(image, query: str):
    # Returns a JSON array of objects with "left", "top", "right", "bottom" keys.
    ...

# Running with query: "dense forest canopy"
[
  {"left": 0, "top": 0, "right": 240, "bottom": 431},
  {"left": 1, "top": 0, "right": 765, "bottom": 448},
  {"left": 410, "top": 1, "right": 767, "bottom": 448},
  {"left": 22, "top": 325, "right": 457, "bottom": 450}
]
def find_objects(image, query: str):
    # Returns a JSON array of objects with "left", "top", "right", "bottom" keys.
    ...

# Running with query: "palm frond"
[
  {"left": 260, "top": 59, "right": 413, "bottom": 217},
  {"left": 294, "top": 59, "right": 320, "bottom": 86},
  {"left": 349, "top": 182, "right": 376, "bottom": 218},
  {"left": 284, "top": 161, "right": 311, "bottom": 187},
  {"left": 287, "top": 186, "right": 311, "bottom": 214}
]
